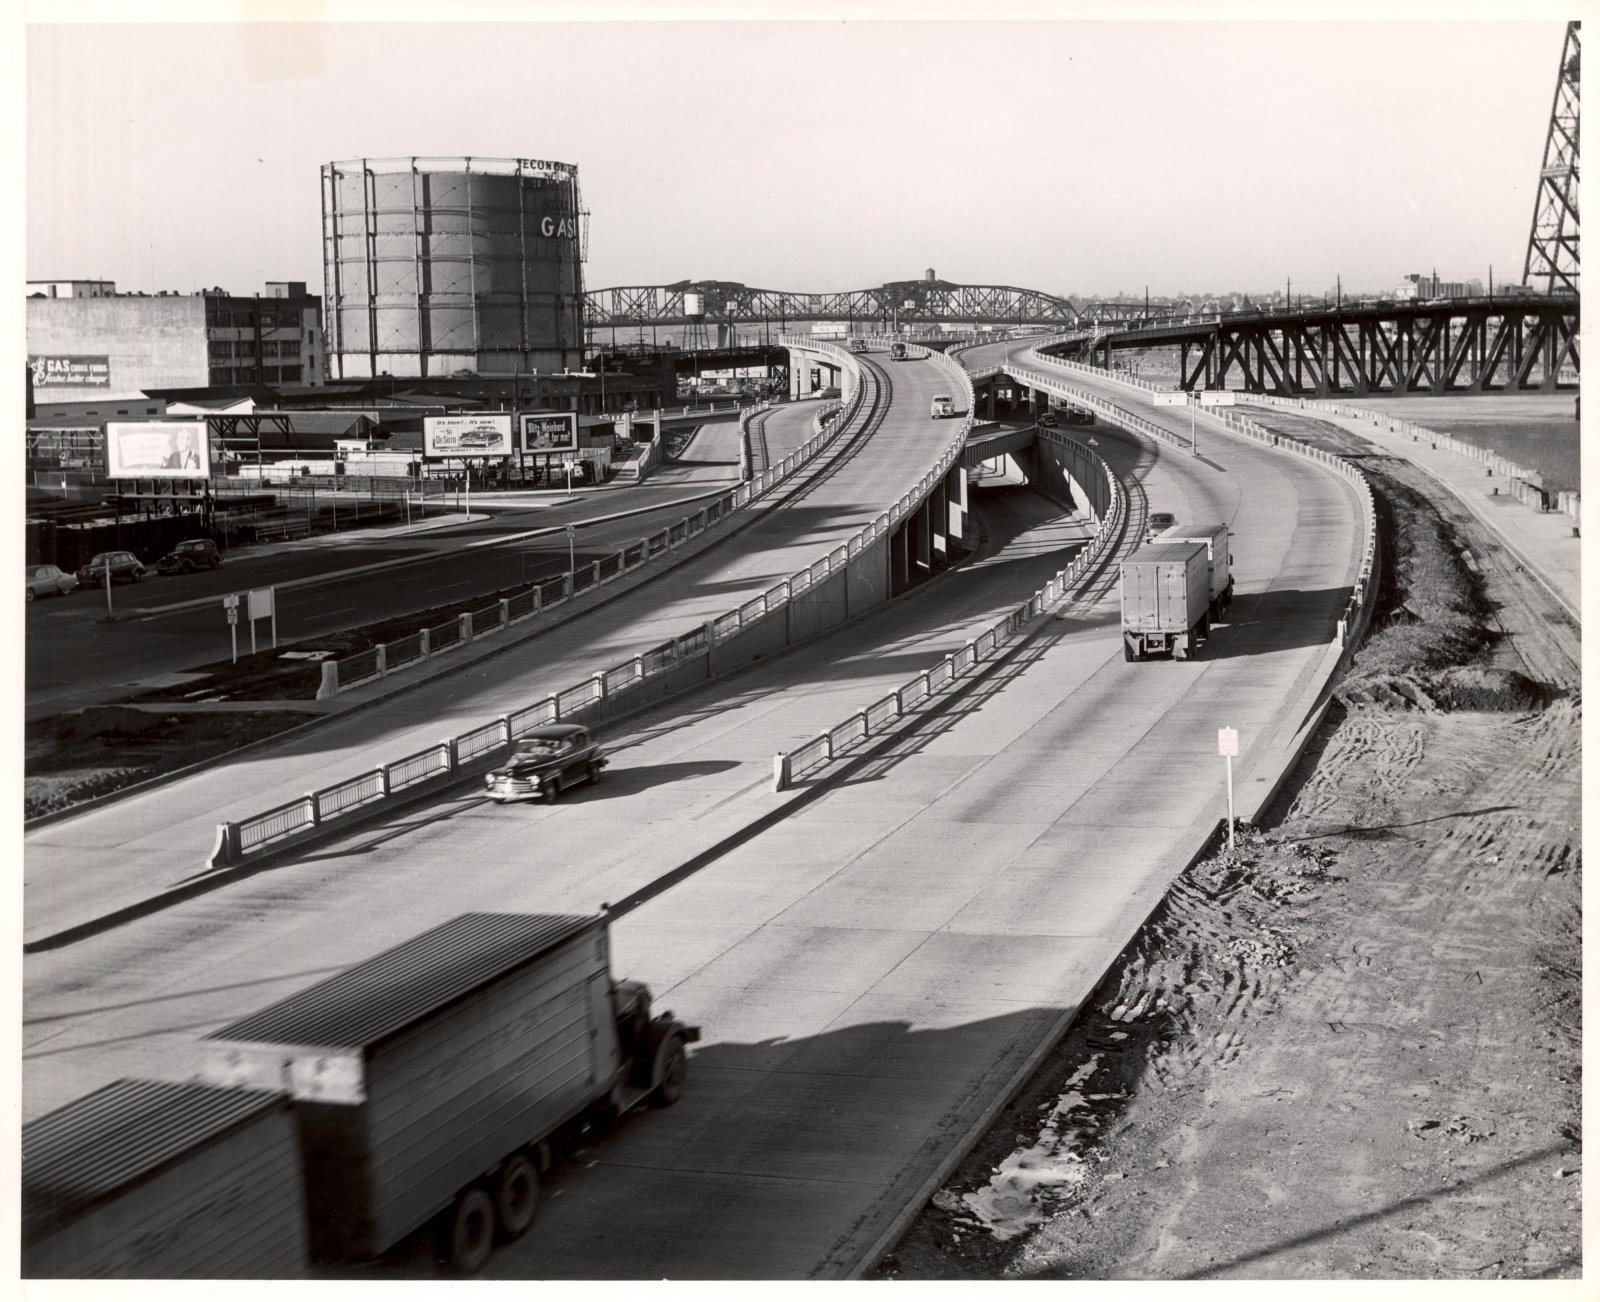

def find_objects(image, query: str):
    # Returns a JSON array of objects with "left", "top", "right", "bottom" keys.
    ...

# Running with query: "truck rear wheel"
[
  {"left": 440, "top": 1187, "right": 495, "bottom": 1274},
  {"left": 651, "top": 1036, "right": 687, "bottom": 1107},
  {"left": 494, "top": 1155, "right": 539, "bottom": 1240}
]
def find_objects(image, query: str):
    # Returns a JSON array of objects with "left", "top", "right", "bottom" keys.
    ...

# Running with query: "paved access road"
[
  {"left": 25, "top": 420, "right": 758, "bottom": 720},
  {"left": 22, "top": 351, "right": 959, "bottom": 946},
  {"left": 25, "top": 349, "right": 1363, "bottom": 1278}
]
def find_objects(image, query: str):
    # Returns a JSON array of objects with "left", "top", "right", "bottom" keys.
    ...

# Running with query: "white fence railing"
[
  {"left": 213, "top": 339, "right": 975, "bottom": 870},
  {"left": 314, "top": 369, "right": 868, "bottom": 701},
  {"left": 770, "top": 347, "right": 1391, "bottom": 789}
]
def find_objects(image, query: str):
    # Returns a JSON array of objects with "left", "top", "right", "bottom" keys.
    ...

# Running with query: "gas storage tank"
[{"left": 321, "top": 156, "right": 585, "bottom": 380}]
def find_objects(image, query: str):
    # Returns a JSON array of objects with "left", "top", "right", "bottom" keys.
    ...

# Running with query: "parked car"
[
  {"left": 156, "top": 538, "right": 223, "bottom": 574},
  {"left": 485, "top": 724, "right": 607, "bottom": 805},
  {"left": 24, "top": 563, "right": 77, "bottom": 601},
  {"left": 76, "top": 551, "right": 146, "bottom": 586}
]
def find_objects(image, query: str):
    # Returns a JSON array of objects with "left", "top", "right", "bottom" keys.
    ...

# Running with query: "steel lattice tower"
[{"left": 1523, "top": 22, "right": 1580, "bottom": 295}]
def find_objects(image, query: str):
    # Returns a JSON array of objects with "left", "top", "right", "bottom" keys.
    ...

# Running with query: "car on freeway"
[
  {"left": 1145, "top": 511, "right": 1178, "bottom": 543},
  {"left": 76, "top": 550, "right": 147, "bottom": 586},
  {"left": 484, "top": 723, "right": 607, "bottom": 805},
  {"left": 1038, "top": 410, "right": 1060, "bottom": 427},
  {"left": 156, "top": 538, "right": 223, "bottom": 574},
  {"left": 930, "top": 394, "right": 955, "bottom": 419},
  {"left": 25, "top": 563, "right": 77, "bottom": 601}
]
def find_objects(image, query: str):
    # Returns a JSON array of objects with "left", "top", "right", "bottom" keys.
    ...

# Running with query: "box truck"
[
  {"left": 1155, "top": 520, "right": 1234, "bottom": 618},
  {"left": 24, "top": 912, "right": 698, "bottom": 1278},
  {"left": 1120, "top": 541, "right": 1211, "bottom": 661},
  {"left": 23, "top": 1080, "right": 310, "bottom": 1278}
]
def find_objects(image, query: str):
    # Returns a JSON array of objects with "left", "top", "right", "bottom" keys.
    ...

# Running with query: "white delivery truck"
[
  {"left": 1119, "top": 541, "right": 1211, "bottom": 661},
  {"left": 1155, "top": 520, "right": 1234, "bottom": 619}
]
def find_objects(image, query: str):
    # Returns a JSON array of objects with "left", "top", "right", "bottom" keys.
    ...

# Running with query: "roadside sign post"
[
  {"left": 103, "top": 561, "right": 113, "bottom": 618},
  {"left": 565, "top": 523, "right": 576, "bottom": 579},
  {"left": 223, "top": 593, "right": 240, "bottom": 663},
  {"left": 1218, "top": 726, "right": 1239, "bottom": 852},
  {"left": 246, "top": 585, "right": 277, "bottom": 654}
]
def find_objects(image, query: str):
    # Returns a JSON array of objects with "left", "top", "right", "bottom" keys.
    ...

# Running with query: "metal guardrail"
[
  {"left": 776, "top": 342, "right": 1390, "bottom": 788},
  {"left": 314, "top": 368, "right": 870, "bottom": 701},
  {"left": 773, "top": 430, "right": 1125, "bottom": 788},
  {"left": 219, "top": 340, "right": 1004, "bottom": 869},
  {"left": 1242, "top": 393, "right": 1580, "bottom": 524}
]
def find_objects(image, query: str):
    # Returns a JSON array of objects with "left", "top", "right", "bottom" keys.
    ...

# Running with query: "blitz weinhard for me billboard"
[
  {"left": 424, "top": 413, "right": 513, "bottom": 458},
  {"left": 520, "top": 413, "right": 578, "bottom": 452}
]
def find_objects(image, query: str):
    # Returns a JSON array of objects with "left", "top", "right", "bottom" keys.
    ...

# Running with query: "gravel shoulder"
[{"left": 877, "top": 411, "right": 1581, "bottom": 1281}]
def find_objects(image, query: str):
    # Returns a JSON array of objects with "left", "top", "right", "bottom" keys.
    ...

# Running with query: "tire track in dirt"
[{"left": 876, "top": 404, "right": 1580, "bottom": 1282}]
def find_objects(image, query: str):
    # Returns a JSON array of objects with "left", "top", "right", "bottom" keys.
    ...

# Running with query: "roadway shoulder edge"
[{"left": 22, "top": 471, "right": 823, "bottom": 834}]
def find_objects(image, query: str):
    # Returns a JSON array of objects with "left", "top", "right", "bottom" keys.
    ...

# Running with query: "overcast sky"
[{"left": 25, "top": 15, "right": 1570, "bottom": 300}]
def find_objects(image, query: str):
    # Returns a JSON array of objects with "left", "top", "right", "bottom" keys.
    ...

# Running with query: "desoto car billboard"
[{"left": 425, "top": 414, "right": 513, "bottom": 457}]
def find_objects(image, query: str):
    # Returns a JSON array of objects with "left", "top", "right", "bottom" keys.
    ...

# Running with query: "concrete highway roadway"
[
  {"left": 24, "top": 415, "right": 792, "bottom": 721},
  {"left": 23, "top": 348, "right": 1362, "bottom": 1276},
  {"left": 22, "top": 349, "right": 960, "bottom": 946}
]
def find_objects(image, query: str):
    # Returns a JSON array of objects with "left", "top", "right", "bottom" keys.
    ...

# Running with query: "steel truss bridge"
[
  {"left": 583, "top": 278, "right": 1159, "bottom": 329},
  {"left": 1054, "top": 295, "right": 1581, "bottom": 396}
]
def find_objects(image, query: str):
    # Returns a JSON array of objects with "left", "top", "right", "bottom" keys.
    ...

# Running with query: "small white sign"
[
  {"left": 565, "top": 524, "right": 577, "bottom": 538},
  {"left": 1218, "top": 727, "right": 1239, "bottom": 757},
  {"left": 1199, "top": 390, "right": 1236, "bottom": 407},
  {"left": 1152, "top": 391, "right": 1188, "bottom": 407},
  {"left": 247, "top": 586, "right": 275, "bottom": 620}
]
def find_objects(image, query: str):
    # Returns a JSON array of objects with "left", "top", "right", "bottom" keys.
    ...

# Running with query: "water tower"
[{"left": 683, "top": 290, "right": 710, "bottom": 350}]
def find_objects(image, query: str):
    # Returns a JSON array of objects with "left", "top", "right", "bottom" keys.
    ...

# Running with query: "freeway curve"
[
  {"left": 23, "top": 337, "right": 1363, "bottom": 1277},
  {"left": 24, "top": 415, "right": 788, "bottom": 721},
  {"left": 22, "top": 346, "right": 947, "bottom": 949}
]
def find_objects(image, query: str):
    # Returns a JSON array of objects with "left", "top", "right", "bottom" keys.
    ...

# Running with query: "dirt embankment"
[{"left": 878, "top": 416, "right": 1581, "bottom": 1281}]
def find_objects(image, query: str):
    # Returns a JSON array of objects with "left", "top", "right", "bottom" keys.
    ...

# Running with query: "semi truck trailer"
[
  {"left": 24, "top": 912, "right": 698, "bottom": 1278},
  {"left": 1120, "top": 542, "right": 1211, "bottom": 661},
  {"left": 1155, "top": 520, "right": 1235, "bottom": 619}
]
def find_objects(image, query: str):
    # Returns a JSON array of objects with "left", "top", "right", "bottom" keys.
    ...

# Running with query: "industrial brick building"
[{"left": 25, "top": 281, "right": 326, "bottom": 403}]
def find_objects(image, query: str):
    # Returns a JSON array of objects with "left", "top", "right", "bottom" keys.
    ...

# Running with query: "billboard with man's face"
[
  {"left": 105, "top": 421, "right": 210, "bottom": 480},
  {"left": 425, "top": 414, "right": 513, "bottom": 457},
  {"left": 520, "top": 413, "right": 578, "bottom": 452}
]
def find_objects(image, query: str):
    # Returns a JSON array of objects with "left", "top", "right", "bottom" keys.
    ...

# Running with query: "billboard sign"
[
  {"left": 1198, "top": 390, "right": 1236, "bottom": 407},
  {"left": 425, "top": 413, "right": 512, "bottom": 457},
  {"left": 1152, "top": 391, "right": 1189, "bottom": 407},
  {"left": 105, "top": 421, "right": 210, "bottom": 479},
  {"left": 520, "top": 412, "right": 578, "bottom": 452},
  {"left": 29, "top": 355, "right": 110, "bottom": 388}
]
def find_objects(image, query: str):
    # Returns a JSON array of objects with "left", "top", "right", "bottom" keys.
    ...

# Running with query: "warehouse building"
[{"left": 25, "top": 281, "right": 326, "bottom": 403}]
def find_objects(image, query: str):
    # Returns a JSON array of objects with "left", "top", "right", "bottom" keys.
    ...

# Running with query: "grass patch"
[{"left": 25, "top": 706, "right": 312, "bottom": 818}]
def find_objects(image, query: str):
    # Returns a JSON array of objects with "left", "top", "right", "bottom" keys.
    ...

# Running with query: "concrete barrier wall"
[
  {"left": 846, "top": 534, "right": 890, "bottom": 613},
  {"left": 788, "top": 567, "right": 852, "bottom": 644}
]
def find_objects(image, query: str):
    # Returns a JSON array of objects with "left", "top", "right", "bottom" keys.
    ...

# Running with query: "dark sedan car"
[
  {"left": 157, "top": 538, "right": 223, "bottom": 574},
  {"left": 485, "top": 724, "right": 607, "bottom": 805},
  {"left": 76, "top": 551, "right": 146, "bottom": 586}
]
